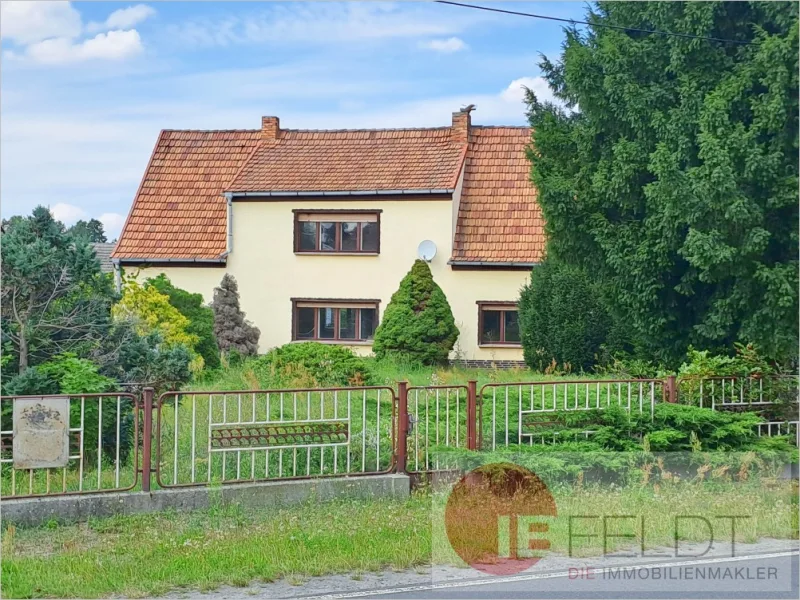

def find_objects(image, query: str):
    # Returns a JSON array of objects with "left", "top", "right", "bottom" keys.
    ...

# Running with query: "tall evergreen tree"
[
  {"left": 67, "top": 219, "right": 107, "bottom": 243},
  {"left": 1, "top": 207, "right": 113, "bottom": 373},
  {"left": 527, "top": 1, "right": 798, "bottom": 364},
  {"left": 211, "top": 274, "right": 260, "bottom": 357}
]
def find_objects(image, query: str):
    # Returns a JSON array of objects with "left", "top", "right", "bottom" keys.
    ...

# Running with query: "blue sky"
[{"left": 1, "top": 1, "right": 586, "bottom": 239}]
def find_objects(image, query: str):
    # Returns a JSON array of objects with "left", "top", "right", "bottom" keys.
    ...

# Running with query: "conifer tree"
[
  {"left": 211, "top": 274, "right": 260, "bottom": 357},
  {"left": 373, "top": 260, "right": 458, "bottom": 364}
]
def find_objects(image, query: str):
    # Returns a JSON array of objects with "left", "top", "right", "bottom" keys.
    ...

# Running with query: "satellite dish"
[{"left": 417, "top": 240, "right": 437, "bottom": 262}]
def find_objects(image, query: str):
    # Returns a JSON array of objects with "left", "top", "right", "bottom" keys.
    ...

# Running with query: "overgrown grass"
[{"left": 3, "top": 479, "right": 797, "bottom": 598}]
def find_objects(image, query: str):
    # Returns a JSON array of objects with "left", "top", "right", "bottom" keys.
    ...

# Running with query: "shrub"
[
  {"left": 519, "top": 259, "right": 608, "bottom": 372},
  {"left": 146, "top": 274, "right": 220, "bottom": 369},
  {"left": 255, "top": 342, "right": 372, "bottom": 387},
  {"left": 212, "top": 274, "right": 260, "bottom": 357},
  {"left": 96, "top": 322, "right": 193, "bottom": 395},
  {"left": 372, "top": 260, "right": 459, "bottom": 365},
  {"left": 3, "top": 355, "right": 133, "bottom": 464}
]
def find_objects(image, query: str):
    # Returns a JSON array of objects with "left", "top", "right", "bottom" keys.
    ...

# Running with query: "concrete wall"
[
  {"left": 2, "top": 474, "right": 410, "bottom": 528},
  {"left": 132, "top": 198, "right": 529, "bottom": 361}
]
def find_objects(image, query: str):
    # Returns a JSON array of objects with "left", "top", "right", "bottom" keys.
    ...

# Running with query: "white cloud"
[
  {"left": 99, "top": 213, "right": 126, "bottom": 239},
  {"left": 0, "top": 1, "right": 82, "bottom": 45},
  {"left": 45, "top": 205, "right": 125, "bottom": 238},
  {"left": 17, "top": 30, "right": 144, "bottom": 65},
  {"left": 419, "top": 37, "right": 467, "bottom": 53},
  {"left": 500, "top": 76, "right": 558, "bottom": 106},
  {"left": 167, "top": 3, "right": 483, "bottom": 48},
  {"left": 50, "top": 202, "right": 87, "bottom": 225},
  {"left": 87, "top": 4, "right": 155, "bottom": 33}
]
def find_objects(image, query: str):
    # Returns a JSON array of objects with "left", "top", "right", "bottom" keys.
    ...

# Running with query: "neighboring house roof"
[
  {"left": 91, "top": 242, "right": 117, "bottom": 273},
  {"left": 451, "top": 127, "right": 543, "bottom": 265},
  {"left": 112, "top": 111, "right": 544, "bottom": 265},
  {"left": 227, "top": 128, "right": 465, "bottom": 193}
]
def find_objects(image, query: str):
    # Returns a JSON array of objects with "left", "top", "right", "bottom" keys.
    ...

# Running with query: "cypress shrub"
[
  {"left": 372, "top": 260, "right": 459, "bottom": 365},
  {"left": 519, "top": 259, "right": 608, "bottom": 371}
]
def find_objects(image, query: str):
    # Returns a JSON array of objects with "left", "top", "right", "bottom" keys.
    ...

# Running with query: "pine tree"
[
  {"left": 372, "top": 260, "right": 459, "bottom": 364},
  {"left": 211, "top": 274, "right": 260, "bottom": 357},
  {"left": 527, "top": 1, "right": 798, "bottom": 364}
]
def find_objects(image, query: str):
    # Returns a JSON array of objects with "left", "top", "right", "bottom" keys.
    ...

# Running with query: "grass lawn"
[{"left": 3, "top": 479, "right": 797, "bottom": 598}]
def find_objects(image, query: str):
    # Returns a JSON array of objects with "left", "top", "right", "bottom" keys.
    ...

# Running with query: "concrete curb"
[{"left": 1, "top": 474, "right": 411, "bottom": 528}]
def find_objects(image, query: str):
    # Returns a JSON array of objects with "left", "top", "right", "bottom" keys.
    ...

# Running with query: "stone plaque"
[{"left": 13, "top": 397, "right": 70, "bottom": 469}]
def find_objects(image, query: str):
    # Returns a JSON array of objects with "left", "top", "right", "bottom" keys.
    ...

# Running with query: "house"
[
  {"left": 111, "top": 108, "right": 544, "bottom": 366},
  {"left": 91, "top": 242, "right": 117, "bottom": 273}
]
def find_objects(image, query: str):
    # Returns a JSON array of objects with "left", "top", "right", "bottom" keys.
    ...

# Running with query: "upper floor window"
[
  {"left": 478, "top": 302, "right": 521, "bottom": 346},
  {"left": 294, "top": 211, "right": 380, "bottom": 254},
  {"left": 292, "top": 299, "right": 379, "bottom": 343}
]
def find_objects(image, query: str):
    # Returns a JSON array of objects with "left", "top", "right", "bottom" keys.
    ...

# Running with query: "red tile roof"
[
  {"left": 228, "top": 128, "right": 465, "bottom": 193},
  {"left": 451, "top": 126, "right": 543, "bottom": 264},
  {"left": 113, "top": 115, "right": 544, "bottom": 264},
  {"left": 113, "top": 130, "right": 261, "bottom": 260}
]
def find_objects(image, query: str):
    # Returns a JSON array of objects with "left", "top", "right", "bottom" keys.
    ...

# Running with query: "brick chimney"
[
  {"left": 262, "top": 116, "right": 280, "bottom": 140},
  {"left": 451, "top": 108, "right": 471, "bottom": 143}
]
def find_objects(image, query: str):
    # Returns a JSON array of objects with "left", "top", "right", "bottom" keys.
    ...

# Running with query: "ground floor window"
[
  {"left": 477, "top": 302, "right": 521, "bottom": 346},
  {"left": 292, "top": 299, "right": 379, "bottom": 342}
]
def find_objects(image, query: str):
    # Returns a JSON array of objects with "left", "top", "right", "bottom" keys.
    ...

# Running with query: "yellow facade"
[{"left": 132, "top": 198, "right": 529, "bottom": 362}]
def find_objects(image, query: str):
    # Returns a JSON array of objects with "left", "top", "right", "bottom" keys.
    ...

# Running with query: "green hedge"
[{"left": 519, "top": 259, "right": 608, "bottom": 372}]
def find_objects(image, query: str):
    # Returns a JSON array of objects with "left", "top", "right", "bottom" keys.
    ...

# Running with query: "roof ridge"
[
  {"left": 284, "top": 126, "right": 451, "bottom": 133},
  {"left": 471, "top": 125, "right": 530, "bottom": 129},
  {"left": 161, "top": 128, "right": 260, "bottom": 133}
]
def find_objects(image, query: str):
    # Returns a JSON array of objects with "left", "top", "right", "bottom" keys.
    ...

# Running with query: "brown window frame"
[
  {"left": 293, "top": 210, "right": 381, "bottom": 255},
  {"left": 477, "top": 301, "right": 521, "bottom": 347},
  {"left": 291, "top": 299, "right": 381, "bottom": 343}
]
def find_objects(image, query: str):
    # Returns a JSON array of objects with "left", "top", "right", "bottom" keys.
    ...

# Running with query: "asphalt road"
[{"left": 296, "top": 552, "right": 799, "bottom": 600}]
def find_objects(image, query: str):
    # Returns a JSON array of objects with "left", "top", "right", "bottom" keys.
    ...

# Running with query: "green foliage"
[
  {"left": 37, "top": 354, "right": 118, "bottom": 394},
  {"left": 2, "top": 354, "right": 132, "bottom": 463},
  {"left": 113, "top": 278, "right": 198, "bottom": 350},
  {"left": 97, "top": 322, "right": 193, "bottom": 394},
  {"left": 1, "top": 206, "right": 114, "bottom": 373},
  {"left": 519, "top": 259, "right": 608, "bottom": 372},
  {"left": 527, "top": 2, "right": 799, "bottom": 365},
  {"left": 2, "top": 366, "right": 60, "bottom": 396},
  {"left": 255, "top": 342, "right": 373, "bottom": 387},
  {"left": 147, "top": 274, "right": 220, "bottom": 369},
  {"left": 372, "top": 260, "right": 459, "bottom": 365},
  {"left": 514, "top": 402, "right": 792, "bottom": 454},
  {"left": 67, "top": 219, "right": 107, "bottom": 243},
  {"left": 678, "top": 342, "right": 775, "bottom": 380}
]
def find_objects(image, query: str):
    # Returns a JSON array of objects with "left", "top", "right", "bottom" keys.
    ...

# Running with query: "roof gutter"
[
  {"left": 448, "top": 260, "right": 539, "bottom": 268},
  {"left": 228, "top": 189, "right": 454, "bottom": 198},
  {"left": 116, "top": 258, "right": 228, "bottom": 264}
]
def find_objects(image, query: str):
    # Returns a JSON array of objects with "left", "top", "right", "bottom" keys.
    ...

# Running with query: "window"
[
  {"left": 292, "top": 300, "right": 379, "bottom": 342},
  {"left": 478, "top": 302, "right": 521, "bottom": 345},
  {"left": 294, "top": 211, "right": 380, "bottom": 254}
]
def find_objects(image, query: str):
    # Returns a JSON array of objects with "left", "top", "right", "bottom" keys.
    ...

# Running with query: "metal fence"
[
  {"left": 155, "top": 386, "right": 395, "bottom": 487},
  {"left": 2, "top": 375, "right": 797, "bottom": 500},
  {"left": 478, "top": 380, "right": 663, "bottom": 450},
  {"left": 676, "top": 375, "right": 799, "bottom": 410},
  {"left": 0, "top": 393, "right": 138, "bottom": 498},
  {"left": 403, "top": 384, "right": 471, "bottom": 473}
]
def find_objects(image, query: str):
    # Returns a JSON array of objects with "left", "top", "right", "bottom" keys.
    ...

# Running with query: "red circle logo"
[{"left": 444, "top": 462, "right": 557, "bottom": 575}]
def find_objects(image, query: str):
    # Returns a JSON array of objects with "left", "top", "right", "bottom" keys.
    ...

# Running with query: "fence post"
[
  {"left": 396, "top": 381, "right": 409, "bottom": 474},
  {"left": 141, "top": 387, "right": 154, "bottom": 492},
  {"left": 467, "top": 380, "right": 478, "bottom": 450},
  {"left": 666, "top": 375, "right": 677, "bottom": 404}
]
